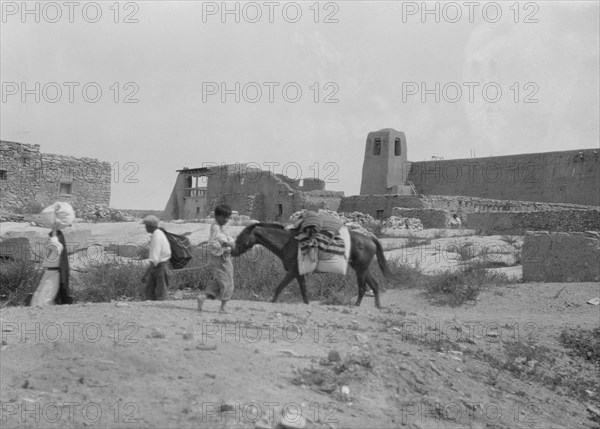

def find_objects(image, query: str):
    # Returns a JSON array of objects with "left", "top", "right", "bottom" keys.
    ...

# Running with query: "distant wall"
[
  {"left": 407, "top": 149, "right": 600, "bottom": 206},
  {"left": 391, "top": 208, "right": 452, "bottom": 229},
  {"left": 338, "top": 193, "right": 595, "bottom": 220},
  {"left": 465, "top": 209, "right": 600, "bottom": 234},
  {"left": 1, "top": 140, "right": 111, "bottom": 214},
  {"left": 523, "top": 231, "right": 600, "bottom": 282},
  {"left": 119, "top": 209, "right": 165, "bottom": 219},
  {"left": 338, "top": 195, "right": 425, "bottom": 218},
  {"left": 418, "top": 195, "right": 594, "bottom": 214}
]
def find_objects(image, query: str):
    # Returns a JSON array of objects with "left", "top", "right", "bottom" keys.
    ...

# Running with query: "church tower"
[{"left": 359, "top": 128, "right": 410, "bottom": 195}]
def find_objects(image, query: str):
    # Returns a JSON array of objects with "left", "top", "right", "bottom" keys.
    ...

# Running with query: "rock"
[
  {"left": 147, "top": 330, "right": 165, "bottom": 339},
  {"left": 341, "top": 385, "right": 350, "bottom": 395},
  {"left": 327, "top": 350, "right": 341, "bottom": 363},
  {"left": 355, "top": 333, "right": 369, "bottom": 344},
  {"left": 587, "top": 404, "right": 600, "bottom": 417},
  {"left": 182, "top": 333, "right": 193, "bottom": 340},
  {"left": 278, "top": 411, "right": 306, "bottom": 429},
  {"left": 196, "top": 343, "right": 217, "bottom": 351}
]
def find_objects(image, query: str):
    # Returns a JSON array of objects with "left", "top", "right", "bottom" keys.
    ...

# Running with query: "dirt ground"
[
  {"left": 1, "top": 222, "right": 599, "bottom": 428},
  {"left": 1, "top": 282, "right": 598, "bottom": 428}
]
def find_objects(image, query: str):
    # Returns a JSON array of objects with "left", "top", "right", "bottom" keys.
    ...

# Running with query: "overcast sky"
[{"left": 2, "top": 1, "right": 598, "bottom": 210}]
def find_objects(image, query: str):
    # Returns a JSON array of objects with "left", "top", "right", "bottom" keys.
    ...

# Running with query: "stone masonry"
[
  {"left": 0, "top": 140, "right": 111, "bottom": 214},
  {"left": 523, "top": 231, "right": 600, "bottom": 282}
]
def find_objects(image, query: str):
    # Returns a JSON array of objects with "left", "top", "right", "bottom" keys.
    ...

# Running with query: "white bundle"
[{"left": 41, "top": 202, "right": 75, "bottom": 230}]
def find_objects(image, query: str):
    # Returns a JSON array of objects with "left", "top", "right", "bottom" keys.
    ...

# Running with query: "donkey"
[{"left": 231, "top": 223, "right": 396, "bottom": 308}]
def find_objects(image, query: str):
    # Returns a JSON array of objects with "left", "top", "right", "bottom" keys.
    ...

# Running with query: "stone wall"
[
  {"left": 338, "top": 193, "right": 594, "bottom": 220},
  {"left": 391, "top": 208, "right": 452, "bottom": 229},
  {"left": 465, "top": 209, "right": 600, "bottom": 234},
  {"left": 0, "top": 140, "right": 111, "bottom": 214},
  {"left": 338, "top": 195, "right": 424, "bottom": 218},
  {"left": 418, "top": 195, "right": 593, "bottom": 214},
  {"left": 523, "top": 231, "right": 600, "bottom": 282}
]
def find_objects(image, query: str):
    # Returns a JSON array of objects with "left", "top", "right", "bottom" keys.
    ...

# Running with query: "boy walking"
[{"left": 197, "top": 204, "right": 235, "bottom": 313}]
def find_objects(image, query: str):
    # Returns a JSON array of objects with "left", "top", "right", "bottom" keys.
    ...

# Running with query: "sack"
[
  {"left": 41, "top": 202, "right": 75, "bottom": 230},
  {"left": 159, "top": 228, "right": 192, "bottom": 269}
]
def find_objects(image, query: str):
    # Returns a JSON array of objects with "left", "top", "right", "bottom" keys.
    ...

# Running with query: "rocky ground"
[{"left": 1, "top": 221, "right": 599, "bottom": 428}]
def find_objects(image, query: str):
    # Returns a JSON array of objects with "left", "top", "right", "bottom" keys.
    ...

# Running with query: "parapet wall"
[
  {"left": 465, "top": 209, "right": 600, "bottom": 234},
  {"left": 523, "top": 231, "right": 600, "bottom": 282}
]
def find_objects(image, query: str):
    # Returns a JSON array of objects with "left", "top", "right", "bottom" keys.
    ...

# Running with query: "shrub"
[
  {"left": 424, "top": 265, "right": 509, "bottom": 307},
  {"left": 0, "top": 259, "right": 43, "bottom": 306},
  {"left": 76, "top": 258, "right": 146, "bottom": 302}
]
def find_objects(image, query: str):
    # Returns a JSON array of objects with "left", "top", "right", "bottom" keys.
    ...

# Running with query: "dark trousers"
[{"left": 145, "top": 262, "right": 172, "bottom": 301}]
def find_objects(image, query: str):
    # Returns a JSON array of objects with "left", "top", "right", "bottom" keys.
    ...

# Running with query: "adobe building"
[
  {"left": 0, "top": 140, "right": 111, "bottom": 214},
  {"left": 163, "top": 164, "right": 343, "bottom": 221},
  {"left": 357, "top": 128, "right": 600, "bottom": 207}
]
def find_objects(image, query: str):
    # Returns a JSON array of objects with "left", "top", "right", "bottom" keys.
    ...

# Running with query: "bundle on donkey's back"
[{"left": 232, "top": 211, "right": 397, "bottom": 309}]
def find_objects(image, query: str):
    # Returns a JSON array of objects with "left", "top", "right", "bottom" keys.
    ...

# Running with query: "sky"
[{"left": 2, "top": 1, "right": 599, "bottom": 210}]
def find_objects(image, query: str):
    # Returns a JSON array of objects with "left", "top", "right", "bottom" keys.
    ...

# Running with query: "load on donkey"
[{"left": 231, "top": 210, "right": 397, "bottom": 309}]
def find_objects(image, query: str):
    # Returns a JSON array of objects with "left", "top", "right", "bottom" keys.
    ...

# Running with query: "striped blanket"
[{"left": 297, "top": 226, "right": 350, "bottom": 275}]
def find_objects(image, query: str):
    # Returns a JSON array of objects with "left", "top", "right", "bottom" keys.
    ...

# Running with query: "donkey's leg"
[
  {"left": 354, "top": 270, "right": 368, "bottom": 307},
  {"left": 271, "top": 270, "right": 297, "bottom": 303},
  {"left": 297, "top": 275, "right": 310, "bottom": 304},
  {"left": 365, "top": 271, "right": 382, "bottom": 309}
]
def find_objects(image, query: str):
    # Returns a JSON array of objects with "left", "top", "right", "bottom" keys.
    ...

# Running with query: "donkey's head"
[{"left": 231, "top": 223, "right": 260, "bottom": 256}]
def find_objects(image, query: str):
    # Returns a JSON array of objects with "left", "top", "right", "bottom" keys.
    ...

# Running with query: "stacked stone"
[{"left": 78, "top": 204, "right": 134, "bottom": 222}]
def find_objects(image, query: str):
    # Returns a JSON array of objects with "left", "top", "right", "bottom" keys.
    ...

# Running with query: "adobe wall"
[
  {"left": 205, "top": 166, "right": 343, "bottom": 222},
  {"left": 523, "top": 231, "right": 600, "bottom": 282},
  {"left": 0, "top": 141, "right": 111, "bottom": 214},
  {"left": 163, "top": 174, "right": 187, "bottom": 220},
  {"left": 465, "top": 209, "right": 600, "bottom": 234},
  {"left": 406, "top": 149, "right": 600, "bottom": 206}
]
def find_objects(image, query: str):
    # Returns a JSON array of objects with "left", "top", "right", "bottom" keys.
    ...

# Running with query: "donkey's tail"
[{"left": 371, "top": 236, "right": 397, "bottom": 281}]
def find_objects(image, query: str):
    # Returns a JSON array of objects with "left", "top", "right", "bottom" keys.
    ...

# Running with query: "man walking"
[{"left": 141, "top": 215, "right": 172, "bottom": 300}]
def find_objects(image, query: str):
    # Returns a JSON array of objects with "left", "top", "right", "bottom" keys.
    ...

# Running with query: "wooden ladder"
[{"left": 406, "top": 181, "right": 418, "bottom": 195}]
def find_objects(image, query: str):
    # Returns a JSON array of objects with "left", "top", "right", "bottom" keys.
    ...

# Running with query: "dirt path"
[{"left": 1, "top": 281, "right": 598, "bottom": 428}]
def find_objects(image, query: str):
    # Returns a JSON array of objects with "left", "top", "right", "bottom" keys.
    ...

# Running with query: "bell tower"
[{"left": 359, "top": 128, "right": 409, "bottom": 195}]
